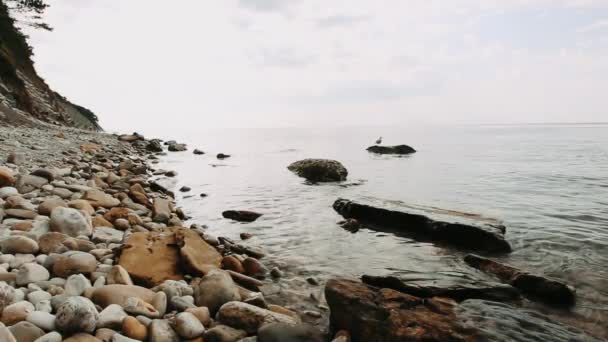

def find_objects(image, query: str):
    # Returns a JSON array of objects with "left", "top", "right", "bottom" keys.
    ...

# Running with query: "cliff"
[{"left": 0, "top": 1, "right": 100, "bottom": 130}]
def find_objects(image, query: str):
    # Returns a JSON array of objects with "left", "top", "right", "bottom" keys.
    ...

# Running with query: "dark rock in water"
[
  {"left": 179, "top": 186, "right": 191, "bottom": 192},
  {"left": 150, "top": 181, "right": 174, "bottom": 198},
  {"left": 362, "top": 275, "right": 520, "bottom": 302},
  {"left": 222, "top": 210, "right": 262, "bottom": 223},
  {"left": 333, "top": 199, "right": 511, "bottom": 254},
  {"left": 168, "top": 143, "right": 187, "bottom": 152},
  {"left": 367, "top": 144, "right": 416, "bottom": 155},
  {"left": 258, "top": 322, "right": 323, "bottom": 342},
  {"left": 325, "top": 278, "right": 477, "bottom": 342},
  {"left": 287, "top": 159, "right": 348, "bottom": 183},
  {"left": 240, "top": 232, "right": 253, "bottom": 240},
  {"left": 200, "top": 193, "right": 208, "bottom": 198},
  {"left": 338, "top": 218, "right": 360, "bottom": 232},
  {"left": 464, "top": 254, "right": 575, "bottom": 307},
  {"left": 217, "top": 153, "right": 231, "bottom": 159},
  {"left": 146, "top": 140, "right": 163, "bottom": 152},
  {"left": 164, "top": 140, "right": 177, "bottom": 146},
  {"left": 118, "top": 132, "right": 144, "bottom": 142},
  {"left": 165, "top": 171, "right": 177, "bottom": 177},
  {"left": 218, "top": 236, "right": 266, "bottom": 259},
  {"left": 193, "top": 149, "right": 205, "bottom": 155}
]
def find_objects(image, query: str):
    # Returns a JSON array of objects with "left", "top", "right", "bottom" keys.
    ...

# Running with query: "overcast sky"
[{"left": 27, "top": 0, "right": 608, "bottom": 132}]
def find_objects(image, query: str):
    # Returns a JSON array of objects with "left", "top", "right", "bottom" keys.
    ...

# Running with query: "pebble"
[
  {"left": 0, "top": 322, "right": 16, "bottom": 342},
  {"left": 33, "top": 331, "right": 62, "bottom": 342},
  {"left": 204, "top": 325, "right": 246, "bottom": 342},
  {"left": 49, "top": 207, "right": 93, "bottom": 237},
  {"left": 55, "top": 296, "right": 99, "bottom": 334},
  {"left": 149, "top": 319, "right": 179, "bottom": 342},
  {"left": 8, "top": 321, "right": 45, "bottom": 342},
  {"left": 1, "top": 300, "right": 35, "bottom": 325},
  {"left": 97, "top": 304, "right": 127, "bottom": 330},
  {"left": 172, "top": 312, "right": 205, "bottom": 339},
  {"left": 16, "top": 263, "right": 50, "bottom": 286},
  {"left": 25, "top": 311, "right": 56, "bottom": 331},
  {"left": 52, "top": 251, "right": 97, "bottom": 277},
  {"left": 122, "top": 316, "right": 147, "bottom": 341},
  {"left": 64, "top": 274, "right": 92, "bottom": 296},
  {"left": 217, "top": 301, "right": 298, "bottom": 334},
  {"left": 193, "top": 269, "right": 241, "bottom": 315},
  {"left": 0, "top": 236, "right": 39, "bottom": 254}
]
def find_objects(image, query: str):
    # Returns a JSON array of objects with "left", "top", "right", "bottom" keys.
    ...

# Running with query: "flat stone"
[
  {"left": 32, "top": 331, "right": 62, "bottom": 342},
  {"left": 0, "top": 186, "right": 18, "bottom": 199},
  {"left": 38, "top": 199, "right": 68, "bottom": 216},
  {"left": 217, "top": 301, "right": 298, "bottom": 334},
  {"left": 16, "top": 263, "right": 50, "bottom": 286},
  {"left": 38, "top": 232, "right": 69, "bottom": 254},
  {"left": 0, "top": 236, "right": 39, "bottom": 254},
  {"left": 52, "top": 251, "right": 97, "bottom": 277},
  {"left": 0, "top": 168, "right": 16, "bottom": 187},
  {"left": 89, "top": 284, "right": 158, "bottom": 309},
  {"left": 82, "top": 190, "right": 121, "bottom": 208},
  {"left": 97, "top": 304, "right": 127, "bottom": 330},
  {"left": 51, "top": 187, "right": 73, "bottom": 199},
  {"left": 4, "top": 209, "right": 38, "bottom": 219},
  {"left": 175, "top": 227, "right": 222, "bottom": 276},
  {"left": 68, "top": 200, "right": 96, "bottom": 216}
]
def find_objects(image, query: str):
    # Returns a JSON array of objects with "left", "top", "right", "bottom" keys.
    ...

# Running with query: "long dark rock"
[
  {"left": 333, "top": 199, "right": 511, "bottom": 254},
  {"left": 362, "top": 275, "right": 521, "bottom": 302},
  {"left": 366, "top": 144, "right": 416, "bottom": 155},
  {"left": 464, "top": 254, "right": 576, "bottom": 307}
]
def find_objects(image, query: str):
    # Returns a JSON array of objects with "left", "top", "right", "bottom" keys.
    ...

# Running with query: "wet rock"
[
  {"left": 325, "top": 278, "right": 476, "bottom": 342},
  {"left": 217, "top": 301, "right": 298, "bottom": 334},
  {"left": 0, "top": 186, "right": 18, "bottom": 199},
  {"left": 175, "top": 227, "right": 222, "bottom": 276},
  {"left": 38, "top": 199, "right": 68, "bottom": 216},
  {"left": 217, "top": 153, "right": 231, "bottom": 159},
  {"left": 149, "top": 319, "right": 179, "bottom": 342},
  {"left": 16, "top": 263, "right": 50, "bottom": 286},
  {"left": 123, "top": 296, "right": 160, "bottom": 318},
  {"left": 204, "top": 325, "right": 247, "bottom": 342},
  {"left": 179, "top": 186, "right": 191, "bottom": 192},
  {"left": 50, "top": 207, "right": 93, "bottom": 237},
  {"left": 55, "top": 296, "right": 99, "bottom": 334},
  {"left": 258, "top": 323, "right": 323, "bottom": 342},
  {"left": 366, "top": 144, "right": 416, "bottom": 155},
  {"left": 16, "top": 175, "right": 48, "bottom": 194},
  {"left": 242, "top": 258, "right": 267, "bottom": 279},
  {"left": 168, "top": 143, "right": 187, "bottom": 152},
  {"left": 82, "top": 190, "right": 121, "bottom": 208},
  {"left": 362, "top": 275, "right": 521, "bottom": 302},
  {"left": 287, "top": 159, "right": 348, "bottom": 182},
  {"left": 193, "top": 149, "right": 205, "bottom": 155},
  {"left": 122, "top": 316, "right": 147, "bottom": 341},
  {"left": 222, "top": 256, "right": 245, "bottom": 274},
  {"left": 172, "top": 312, "right": 205, "bottom": 339},
  {"left": 338, "top": 218, "right": 360, "bottom": 232},
  {"left": 31, "top": 169, "right": 55, "bottom": 182},
  {"left": 0, "top": 236, "right": 39, "bottom": 254},
  {"left": 193, "top": 269, "right": 241, "bottom": 315},
  {"left": 147, "top": 140, "right": 163, "bottom": 152},
  {"left": 222, "top": 210, "right": 262, "bottom": 223},
  {"left": 8, "top": 321, "right": 45, "bottom": 342},
  {"left": 0, "top": 168, "right": 16, "bottom": 187},
  {"left": 52, "top": 251, "right": 97, "bottom": 277},
  {"left": 464, "top": 254, "right": 576, "bottom": 306},
  {"left": 333, "top": 199, "right": 511, "bottom": 253}
]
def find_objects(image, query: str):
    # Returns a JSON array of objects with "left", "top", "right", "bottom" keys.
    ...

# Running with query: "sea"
[{"left": 149, "top": 123, "right": 608, "bottom": 341}]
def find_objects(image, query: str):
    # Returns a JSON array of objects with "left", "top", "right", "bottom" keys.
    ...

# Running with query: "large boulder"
[
  {"left": 366, "top": 144, "right": 416, "bottom": 155},
  {"left": 287, "top": 159, "right": 347, "bottom": 182},
  {"left": 333, "top": 199, "right": 511, "bottom": 254},
  {"left": 325, "top": 278, "right": 476, "bottom": 342},
  {"left": 175, "top": 228, "right": 222, "bottom": 276},
  {"left": 50, "top": 207, "right": 93, "bottom": 237}
]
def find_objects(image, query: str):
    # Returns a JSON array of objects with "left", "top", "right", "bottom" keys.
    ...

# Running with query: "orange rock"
[
  {"left": 104, "top": 207, "right": 131, "bottom": 223},
  {"left": 118, "top": 230, "right": 183, "bottom": 287},
  {"left": 267, "top": 304, "right": 300, "bottom": 321},
  {"left": 242, "top": 258, "right": 267, "bottom": 278},
  {"left": 13, "top": 221, "right": 33, "bottom": 231},
  {"left": 175, "top": 227, "right": 222, "bottom": 276},
  {"left": 92, "top": 215, "right": 114, "bottom": 228},
  {"left": 0, "top": 167, "right": 15, "bottom": 187},
  {"left": 222, "top": 256, "right": 245, "bottom": 274},
  {"left": 130, "top": 183, "right": 146, "bottom": 194},
  {"left": 130, "top": 191, "right": 149, "bottom": 205},
  {"left": 122, "top": 316, "right": 147, "bottom": 341},
  {"left": 118, "top": 169, "right": 131, "bottom": 177},
  {"left": 69, "top": 200, "right": 96, "bottom": 215},
  {"left": 80, "top": 144, "right": 100, "bottom": 153}
]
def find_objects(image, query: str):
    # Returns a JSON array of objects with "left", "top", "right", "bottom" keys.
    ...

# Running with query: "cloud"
[
  {"left": 577, "top": 19, "right": 608, "bottom": 33},
  {"left": 316, "top": 14, "right": 371, "bottom": 28},
  {"left": 248, "top": 47, "right": 316, "bottom": 68},
  {"left": 237, "top": 0, "right": 298, "bottom": 12}
]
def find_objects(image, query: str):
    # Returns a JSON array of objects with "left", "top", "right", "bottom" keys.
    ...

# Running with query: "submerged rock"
[
  {"left": 222, "top": 210, "right": 262, "bottom": 223},
  {"left": 464, "top": 254, "right": 576, "bottom": 306},
  {"left": 333, "top": 199, "right": 511, "bottom": 253},
  {"left": 366, "top": 144, "right": 416, "bottom": 155},
  {"left": 287, "top": 159, "right": 348, "bottom": 183},
  {"left": 361, "top": 275, "right": 520, "bottom": 302},
  {"left": 325, "top": 278, "right": 477, "bottom": 342}
]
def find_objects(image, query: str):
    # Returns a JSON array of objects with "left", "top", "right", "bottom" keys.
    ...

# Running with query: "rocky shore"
[{"left": 0, "top": 126, "right": 327, "bottom": 341}]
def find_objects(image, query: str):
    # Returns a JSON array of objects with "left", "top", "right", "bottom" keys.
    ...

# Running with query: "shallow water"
[{"left": 155, "top": 124, "right": 608, "bottom": 340}]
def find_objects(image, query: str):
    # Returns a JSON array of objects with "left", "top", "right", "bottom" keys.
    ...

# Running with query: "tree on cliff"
[{"left": 2, "top": 0, "right": 51, "bottom": 30}]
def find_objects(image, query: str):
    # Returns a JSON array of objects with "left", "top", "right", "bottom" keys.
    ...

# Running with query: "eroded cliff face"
[{"left": 0, "top": 1, "right": 100, "bottom": 130}]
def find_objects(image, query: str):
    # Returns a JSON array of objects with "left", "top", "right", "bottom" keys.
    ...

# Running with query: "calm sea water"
[{"left": 153, "top": 124, "right": 608, "bottom": 341}]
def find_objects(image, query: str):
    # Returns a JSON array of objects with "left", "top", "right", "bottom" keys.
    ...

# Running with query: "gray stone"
[
  {"left": 193, "top": 269, "right": 241, "bottom": 315},
  {"left": 149, "top": 319, "right": 179, "bottom": 342},
  {"left": 98, "top": 304, "right": 127, "bottom": 330},
  {"left": 55, "top": 296, "right": 99, "bottom": 334},
  {"left": 257, "top": 323, "right": 323, "bottom": 342},
  {"left": 172, "top": 312, "right": 205, "bottom": 339},
  {"left": 204, "top": 325, "right": 247, "bottom": 342},
  {"left": 16, "top": 263, "right": 50, "bottom": 286},
  {"left": 26, "top": 291, "right": 51, "bottom": 306},
  {"left": 26, "top": 311, "right": 56, "bottom": 331},
  {"left": 50, "top": 207, "right": 93, "bottom": 237},
  {"left": 0, "top": 187, "right": 18, "bottom": 199},
  {"left": 64, "top": 274, "right": 92, "bottom": 296},
  {"left": 92, "top": 227, "right": 124, "bottom": 244}
]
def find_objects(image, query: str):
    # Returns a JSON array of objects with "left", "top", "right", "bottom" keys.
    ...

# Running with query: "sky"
[{"left": 25, "top": 0, "right": 608, "bottom": 132}]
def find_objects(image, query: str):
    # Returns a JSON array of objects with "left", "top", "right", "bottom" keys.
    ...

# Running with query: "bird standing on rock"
[{"left": 375, "top": 137, "right": 382, "bottom": 144}]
